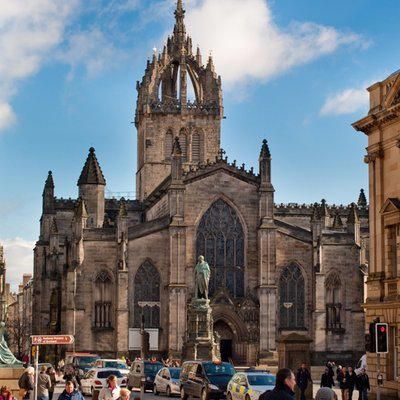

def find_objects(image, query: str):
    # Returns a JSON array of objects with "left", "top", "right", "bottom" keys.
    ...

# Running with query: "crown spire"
[{"left": 174, "top": 0, "right": 186, "bottom": 40}]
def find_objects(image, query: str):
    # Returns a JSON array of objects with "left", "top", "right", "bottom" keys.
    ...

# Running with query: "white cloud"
[
  {"left": 58, "top": 28, "right": 124, "bottom": 81},
  {"left": 0, "top": 102, "right": 17, "bottom": 131},
  {"left": 0, "top": 0, "right": 78, "bottom": 132},
  {"left": 185, "top": 0, "right": 363, "bottom": 88},
  {"left": 1, "top": 238, "right": 34, "bottom": 292},
  {"left": 320, "top": 87, "right": 369, "bottom": 116}
]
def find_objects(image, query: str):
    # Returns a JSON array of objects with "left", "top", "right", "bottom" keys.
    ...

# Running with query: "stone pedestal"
[
  {"left": 0, "top": 367, "right": 24, "bottom": 398},
  {"left": 184, "top": 299, "right": 219, "bottom": 360}
]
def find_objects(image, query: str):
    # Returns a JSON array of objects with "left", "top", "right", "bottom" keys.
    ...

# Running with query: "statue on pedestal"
[
  {"left": 194, "top": 256, "right": 210, "bottom": 300},
  {"left": 0, "top": 322, "right": 22, "bottom": 366}
]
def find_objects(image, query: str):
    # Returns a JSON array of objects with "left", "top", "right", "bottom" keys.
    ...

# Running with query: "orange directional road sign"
[{"left": 31, "top": 335, "right": 75, "bottom": 345}]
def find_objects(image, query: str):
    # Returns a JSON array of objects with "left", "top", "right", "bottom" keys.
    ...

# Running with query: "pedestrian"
[
  {"left": 337, "top": 366, "right": 348, "bottom": 400},
  {"left": 57, "top": 381, "right": 85, "bottom": 400},
  {"left": 0, "top": 386, "right": 15, "bottom": 400},
  {"left": 63, "top": 365, "right": 79, "bottom": 389},
  {"left": 117, "top": 388, "right": 130, "bottom": 400},
  {"left": 37, "top": 365, "right": 51, "bottom": 400},
  {"left": 296, "top": 363, "right": 312, "bottom": 400},
  {"left": 321, "top": 368, "right": 335, "bottom": 388},
  {"left": 315, "top": 387, "right": 338, "bottom": 400},
  {"left": 357, "top": 369, "right": 370, "bottom": 400},
  {"left": 18, "top": 366, "right": 34, "bottom": 400},
  {"left": 346, "top": 367, "right": 357, "bottom": 400},
  {"left": 46, "top": 367, "right": 57, "bottom": 400},
  {"left": 259, "top": 368, "right": 296, "bottom": 400},
  {"left": 98, "top": 375, "right": 121, "bottom": 400},
  {"left": 326, "top": 362, "right": 335, "bottom": 378}
]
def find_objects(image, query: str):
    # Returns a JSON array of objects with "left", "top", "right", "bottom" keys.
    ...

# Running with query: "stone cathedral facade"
[{"left": 33, "top": 1, "right": 368, "bottom": 365}]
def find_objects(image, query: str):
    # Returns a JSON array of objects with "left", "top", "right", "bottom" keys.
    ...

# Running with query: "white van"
[{"left": 355, "top": 354, "right": 367, "bottom": 375}]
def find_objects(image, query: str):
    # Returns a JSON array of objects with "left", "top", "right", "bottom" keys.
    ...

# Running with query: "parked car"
[
  {"left": 180, "top": 361, "right": 236, "bottom": 400},
  {"left": 80, "top": 368, "right": 127, "bottom": 396},
  {"left": 65, "top": 352, "right": 100, "bottom": 375},
  {"left": 154, "top": 367, "right": 181, "bottom": 397},
  {"left": 127, "top": 360, "right": 163, "bottom": 391},
  {"left": 227, "top": 372, "right": 276, "bottom": 400},
  {"left": 93, "top": 359, "right": 129, "bottom": 376}
]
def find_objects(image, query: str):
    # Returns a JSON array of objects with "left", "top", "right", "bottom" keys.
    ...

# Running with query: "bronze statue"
[{"left": 195, "top": 256, "right": 211, "bottom": 299}]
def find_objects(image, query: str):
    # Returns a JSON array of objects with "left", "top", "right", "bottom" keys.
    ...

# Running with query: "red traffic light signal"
[{"left": 375, "top": 323, "right": 389, "bottom": 354}]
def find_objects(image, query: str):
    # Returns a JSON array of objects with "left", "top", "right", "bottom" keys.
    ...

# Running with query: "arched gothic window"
[
  {"left": 165, "top": 130, "right": 173, "bottom": 161},
  {"left": 196, "top": 199, "right": 245, "bottom": 298},
  {"left": 326, "top": 272, "right": 343, "bottom": 332},
  {"left": 279, "top": 264, "right": 305, "bottom": 329},
  {"left": 94, "top": 270, "right": 113, "bottom": 328},
  {"left": 179, "top": 129, "right": 188, "bottom": 162},
  {"left": 134, "top": 261, "right": 160, "bottom": 328},
  {"left": 49, "top": 288, "right": 61, "bottom": 334},
  {"left": 192, "top": 132, "right": 201, "bottom": 162}
]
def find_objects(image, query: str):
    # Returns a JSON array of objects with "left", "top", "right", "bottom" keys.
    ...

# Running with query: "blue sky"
[{"left": 0, "top": 0, "right": 399, "bottom": 287}]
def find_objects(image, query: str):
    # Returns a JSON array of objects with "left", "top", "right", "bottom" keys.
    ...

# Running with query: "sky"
[{"left": 0, "top": 0, "right": 399, "bottom": 290}]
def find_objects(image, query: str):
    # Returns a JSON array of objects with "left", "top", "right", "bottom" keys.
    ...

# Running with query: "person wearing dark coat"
[
  {"left": 58, "top": 382, "right": 85, "bottom": 400},
  {"left": 259, "top": 368, "right": 296, "bottom": 400},
  {"left": 346, "top": 367, "right": 357, "bottom": 400},
  {"left": 296, "top": 363, "right": 312, "bottom": 400},
  {"left": 321, "top": 368, "right": 335, "bottom": 388},
  {"left": 337, "top": 367, "right": 348, "bottom": 400},
  {"left": 357, "top": 369, "right": 370, "bottom": 400}
]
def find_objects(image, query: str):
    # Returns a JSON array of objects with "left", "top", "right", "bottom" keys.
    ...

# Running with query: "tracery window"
[
  {"left": 165, "top": 130, "right": 173, "bottom": 161},
  {"left": 192, "top": 132, "right": 201, "bottom": 162},
  {"left": 196, "top": 199, "right": 245, "bottom": 298},
  {"left": 94, "top": 270, "right": 113, "bottom": 328},
  {"left": 49, "top": 289, "right": 61, "bottom": 334},
  {"left": 279, "top": 264, "right": 305, "bottom": 329},
  {"left": 326, "top": 272, "right": 343, "bottom": 332},
  {"left": 133, "top": 261, "right": 160, "bottom": 328},
  {"left": 179, "top": 129, "right": 188, "bottom": 162}
]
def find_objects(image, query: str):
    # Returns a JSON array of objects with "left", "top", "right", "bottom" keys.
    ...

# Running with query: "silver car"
[{"left": 153, "top": 367, "right": 181, "bottom": 397}]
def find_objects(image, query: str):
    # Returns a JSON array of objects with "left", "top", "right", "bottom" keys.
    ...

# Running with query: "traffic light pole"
[{"left": 376, "top": 353, "right": 381, "bottom": 400}]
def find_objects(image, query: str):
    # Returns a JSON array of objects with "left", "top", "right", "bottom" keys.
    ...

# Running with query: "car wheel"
[
  {"left": 166, "top": 386, "right": 171, "bottom": 397},
  {"left": 154, "top": 384, "right": 159, "bottom": 395},
  {"left": 201, "top": 389, "right": 208, "bottom": 400},
  {"left": 180, "top": 387, "right": 188, "bottom": 400},
  {"left": 90, "top": 387, "right": 94, "bottom": 397}
]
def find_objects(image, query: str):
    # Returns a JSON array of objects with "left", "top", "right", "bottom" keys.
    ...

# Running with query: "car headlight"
[
  {"left": 146, "top": 377, "right": 152, "bottom": 381},
  {"left": 209, "top": 384, "right": 219, "bottom": 391}
]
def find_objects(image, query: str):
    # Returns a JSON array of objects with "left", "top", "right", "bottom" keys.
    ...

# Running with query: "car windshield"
[
  {"left": 77, "top": 357, "right": 98, "bottom": 366},
  {"left": 144, "top": 363, "right": 163, "bottom": 373},
  {"left": 169, "top": 368, "right": 181, "bottom": 379},
  {"left": 204, "top": 363, "right": 235, "bottom": 376},
  {"left": 97, "top": 370, "right": 123, "bottom": 379},
  {"left": 104, "top": 362, "right": 128, "bottom": 369},
  {"left": 248, "top": 375, "right": 276, "bottom": 386}
]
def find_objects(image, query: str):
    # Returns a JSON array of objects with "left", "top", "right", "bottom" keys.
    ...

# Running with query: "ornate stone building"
[
  {"left": 353, "top": 69, "right": 400, "bottom": 398},
  {"left": 33, "top": 1, "right": 367, "bottom": 365}
]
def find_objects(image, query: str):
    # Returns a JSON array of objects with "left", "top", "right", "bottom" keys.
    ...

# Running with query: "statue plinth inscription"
[{"left": 184, "top": 256, "right": 220, "bottom": 360}]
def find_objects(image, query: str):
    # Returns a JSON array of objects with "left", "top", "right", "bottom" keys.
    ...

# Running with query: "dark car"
[
  {"left": 127, "top": 360, "right": 163, "bottom": 391},
  {"left": 180, "top": 361, "right": 236, "bottom": 400}
]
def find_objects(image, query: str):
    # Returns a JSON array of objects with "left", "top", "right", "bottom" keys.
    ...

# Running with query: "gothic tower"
[{"left": 135, "top": 0, "right": 223, "bottom": 200}]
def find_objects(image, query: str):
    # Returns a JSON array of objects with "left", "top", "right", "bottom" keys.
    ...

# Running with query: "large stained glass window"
[
  {"left": 279, "top": 264, "right": 305, "bottom": 329},
  {"left": 133, "top": 261, "right": 160, "bottom": 328},
  {"left": 196, "top": 199, "right": 245, "bottom": 298}
]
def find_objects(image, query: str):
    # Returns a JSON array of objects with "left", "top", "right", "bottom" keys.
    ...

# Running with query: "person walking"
[
  {"left": 18, "top": 367, "right": 34, "bottom": 400},
  {"left": 357, "top": 369, "right": 370, "bottom": 400},
  {"left": 337, "top": 366, "right": 348, "bottom": 400},
  {"left": 58, "top": 381, "right": 85, "bottom": 400},
  {"left": 46, "top": 367, "right": 57, "bottom": 400},
  {"left": 315, "top": 387, "right": 338, "bottom": 400},
  {"left": 259, "top": 368, "right": 296, "bottom": 400},
  {"left": 346, "top": 367, "right": 357, "bottom": 400},
  {"left": 98, "top": 375, "right": 121, "bottom": 400},
  {"left": 37, "top": 366, "right": 51, "bottom": 400},
  {"left": 296, "top": 363, "right": 312, "bottom": 400},
  {"left": 321, "top": 368, "right": 335, "bottom": 388},
  {"left": 116, "top": 388, "right": 130, "bottom": 400},
  {"left": 0, "top": 386, "right": 15, "bottom": 400}
]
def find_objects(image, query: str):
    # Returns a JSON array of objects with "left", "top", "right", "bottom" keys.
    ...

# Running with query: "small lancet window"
[{"left": 165, "top": 130, "right": 173, "bottom": 161}]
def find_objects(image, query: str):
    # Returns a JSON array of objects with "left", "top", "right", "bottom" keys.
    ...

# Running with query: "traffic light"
[{"left": 375, "top": 323, "right": 389, "bottom": 353}]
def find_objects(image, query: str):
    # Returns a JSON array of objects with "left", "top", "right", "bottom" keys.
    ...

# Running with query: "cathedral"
[{"left": 33, "top": 1, "right": 368, "bottom": 366}]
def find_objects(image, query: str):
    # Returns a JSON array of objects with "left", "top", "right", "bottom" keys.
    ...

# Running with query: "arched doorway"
[{"left": 214, "top": 320, "right": 234, "bottom": 362}]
